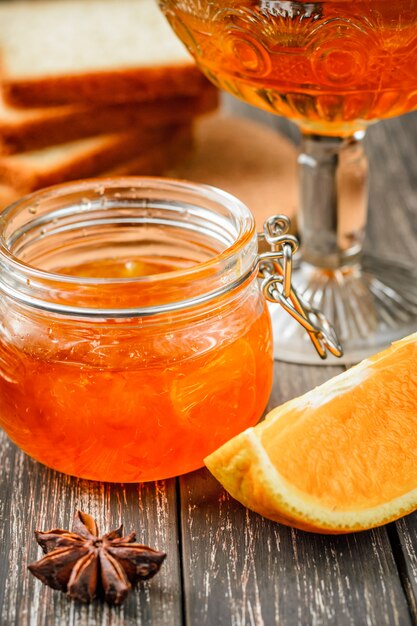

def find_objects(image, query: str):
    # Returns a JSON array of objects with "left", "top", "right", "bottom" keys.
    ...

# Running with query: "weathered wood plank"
[
  {"left": 366, "top": 115, "right": 417, "bottom": 258},
  {"left": 179, "top": 364, "right": 412, "bottom": 626},
  {"left": 181, "top": 471, "right": 412, "bottom": 626},
  {"left": 0, "top": 431, "right": 182, "bottom": 626},
  {"left": 366, "top": 112, "right": 417, "bottom": 624},
  {"left": 390, "top": 516, "right": 417, "bottom": 623}
]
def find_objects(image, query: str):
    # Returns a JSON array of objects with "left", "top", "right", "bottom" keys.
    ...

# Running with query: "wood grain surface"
[
  {"left": 0, "top": 431, "right": 182, "bottom": 626},
  {"left": 179, "top": 365, "right": 412, "bottom": 626},
  {"left": 0, "top": 96, "right": 417, "bottom": 626}
]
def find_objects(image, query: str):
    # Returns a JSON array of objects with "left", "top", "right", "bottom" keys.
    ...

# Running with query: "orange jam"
[
  {"left": 162, "top": 0, "right": 417, "bottom": 136},
  {"left": 0, "top": 179, "right": 273, "bottom": 482}
]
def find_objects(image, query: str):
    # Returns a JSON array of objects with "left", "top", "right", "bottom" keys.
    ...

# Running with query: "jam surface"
[{"left": 0, "top": 257, "right": 273, "bottom": 482}]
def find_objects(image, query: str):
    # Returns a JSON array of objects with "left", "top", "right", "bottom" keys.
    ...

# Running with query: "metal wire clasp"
[{"left": 258, "top": 215, "right": 343, "bottom": 359}]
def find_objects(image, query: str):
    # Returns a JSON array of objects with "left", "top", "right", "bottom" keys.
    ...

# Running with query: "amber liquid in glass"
[
  {"left": 0, "top": 257, "right": 273, "bottom": 482},
  {"left": 163, "top": 0, "right": 417, "bottom": 135}
]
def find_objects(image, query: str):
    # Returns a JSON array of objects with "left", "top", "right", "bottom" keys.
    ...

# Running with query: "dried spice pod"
[{"left": 28, "top": 511, "right": 166, "bottom": 605}]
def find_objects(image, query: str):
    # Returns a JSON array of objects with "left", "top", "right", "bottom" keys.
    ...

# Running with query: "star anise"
[{"left": 28, "top": 510, "right": 166, "bottom": 605}]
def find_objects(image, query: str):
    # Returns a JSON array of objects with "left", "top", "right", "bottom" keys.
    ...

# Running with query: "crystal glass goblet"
[{"left": 160, "top": 0, "right": 417, "bottom": 363}]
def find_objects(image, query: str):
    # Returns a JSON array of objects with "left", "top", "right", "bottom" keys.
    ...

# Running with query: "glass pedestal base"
[{"left": 270, "top": 254, "right": 417, "bottom": 365}]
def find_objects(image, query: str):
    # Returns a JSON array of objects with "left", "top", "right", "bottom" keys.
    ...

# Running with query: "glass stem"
[{"left": 298, "top": 131, "right": 368, "bottom": 269}]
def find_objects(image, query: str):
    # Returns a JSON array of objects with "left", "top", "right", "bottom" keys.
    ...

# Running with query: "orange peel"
[{"left": 205, "top": 333, "right": 417, "bottom": 533}]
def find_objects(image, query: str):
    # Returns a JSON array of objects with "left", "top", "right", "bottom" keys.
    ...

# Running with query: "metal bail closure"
[{"left": 258, "top": 215, "right": 343, "bottom": 360}]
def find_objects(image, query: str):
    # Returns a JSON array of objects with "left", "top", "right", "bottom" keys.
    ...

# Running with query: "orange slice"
[{"left": 205, "top": 333, "right": 417, "bottom": 534}]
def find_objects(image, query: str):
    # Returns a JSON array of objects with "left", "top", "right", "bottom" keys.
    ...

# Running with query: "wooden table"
[{"left": 1, "top": 97, "right": 417, "bottom": 626}]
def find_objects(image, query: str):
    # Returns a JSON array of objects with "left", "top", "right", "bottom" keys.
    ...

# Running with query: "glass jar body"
[
  {"left": 0, "top": 280, "right": 272, "bottom": 482},
  {"left": 0, "top": 178, "right": 273, "bottom": 482}
]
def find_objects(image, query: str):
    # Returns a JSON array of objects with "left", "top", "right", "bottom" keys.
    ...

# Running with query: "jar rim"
[{"left": 0, "top": 177, "right": 259, "bottom": 317}]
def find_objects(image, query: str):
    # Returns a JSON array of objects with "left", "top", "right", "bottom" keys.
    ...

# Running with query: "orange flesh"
[
  {"left": 0, "top": 257, "right": 273, "bottom": 482},
  {"left": 166, "top": 1, "right": 417, "bottom": 136},
  {"left": 260, "top": 340, "right": 417, "bottom": 510}
]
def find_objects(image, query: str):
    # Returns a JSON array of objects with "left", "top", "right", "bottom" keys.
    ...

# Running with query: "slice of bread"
[
  {"left": 0, "top": 0, "right": 208, "bottom": 107},
  {"left": 0, "top": 124, "right": 189, "bottom": 193},
  {"left": 0, "top": 86, "right": 218, "bottom": 154},
  {"left": 104, "top": 124, "right": 193, "bottom": 176}
]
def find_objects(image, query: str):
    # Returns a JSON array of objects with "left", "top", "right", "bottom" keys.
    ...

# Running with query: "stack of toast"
[{"left": 0, "top": 0, "right": 218, "bottom": 208}]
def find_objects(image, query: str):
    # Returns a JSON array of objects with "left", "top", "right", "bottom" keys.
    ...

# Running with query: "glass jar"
[{"left": 0, "top": 178, "right": 273, "bottom": 482}]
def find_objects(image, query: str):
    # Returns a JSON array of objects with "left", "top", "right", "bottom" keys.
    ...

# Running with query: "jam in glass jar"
[{"left": 0, "top": 178, "right": 273, "bottom": 482}]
